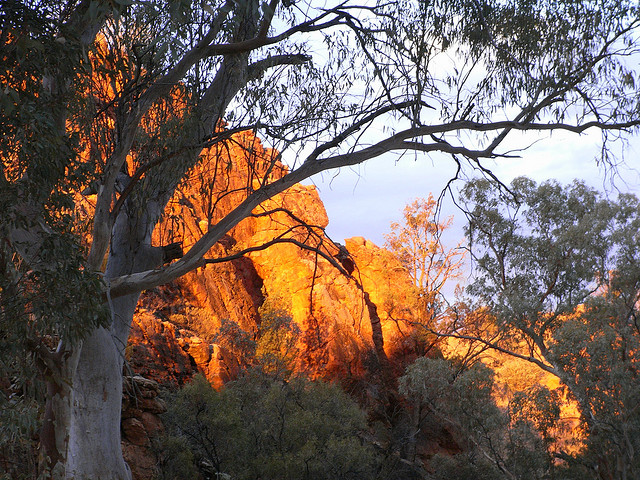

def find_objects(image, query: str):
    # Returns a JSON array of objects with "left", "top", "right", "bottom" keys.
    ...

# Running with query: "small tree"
[
  {"left": 213, "top": 295, "right": 301, "bottom": 377},
  {"left": 385, "top": 195, "right": 464, "bottom": 327},
  {"left": 255, "top": 298, "right": 302, "bottom": 378}
]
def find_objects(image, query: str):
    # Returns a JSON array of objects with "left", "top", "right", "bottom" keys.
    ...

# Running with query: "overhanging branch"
[
  {"left": 425, "top": 325, "right": 559, "bottom": 377},
  {"left": 247, "top": 54, "right": 312, "bottom": 81},
  {"left": 104, "top": 112, "right": 640, "bottom": 298},
  {"left": 203, "top": 236, "right": 348, "bottom": 277}
]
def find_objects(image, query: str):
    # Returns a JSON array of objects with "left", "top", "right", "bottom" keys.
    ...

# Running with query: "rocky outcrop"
[
  {"left": 126, "top": 310, "right": 241, "bottom": 390},
  {"left": 138, "top": 130, "right": 422, "bottom": 384},
  {"left": 122, "top": 131, "right": 424, "bottom": 479},
  {"left": 126, "top": 311, "right": 196, "bottom": 388},
  {"left": 345, "top": 237, "right": 422, "bottom": 362},
  {"left": 181, "top": 337, "right": 240, "bottom": 390}
]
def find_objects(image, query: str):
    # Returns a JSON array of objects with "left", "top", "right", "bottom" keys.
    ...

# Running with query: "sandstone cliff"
[
  {"left": 126, "top": 130, "right": 422, "bottom": 391},
  {"left": 118, "top": 131, "right": 432, "bottom": 479}
]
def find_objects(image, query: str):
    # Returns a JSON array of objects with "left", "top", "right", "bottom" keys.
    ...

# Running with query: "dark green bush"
[{"left": 158, "top": 373, "right": 377, "bottom": 480}]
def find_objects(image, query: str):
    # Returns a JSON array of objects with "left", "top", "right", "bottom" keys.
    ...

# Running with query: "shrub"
[{"left": 159, "top": 372, "right": 378, "bottom": 480}]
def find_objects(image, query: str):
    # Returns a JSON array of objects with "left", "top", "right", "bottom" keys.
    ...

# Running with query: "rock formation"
[
  {"left": 121, "top": 375, "right": 167, "bottom": 480},
  {"left": 127, "top": 130, "right": 421, "bottom": 386},
  {"left": 121, "top": 130, "right": 425, "bottom": 478}
]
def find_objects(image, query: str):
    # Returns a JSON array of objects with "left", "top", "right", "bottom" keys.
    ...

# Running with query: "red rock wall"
[
  {"left": 128, "top": 130, "right": 422, "bottom": 386},
  {"left": 122, "top": 131, "right": 422, "bottom": 478}
]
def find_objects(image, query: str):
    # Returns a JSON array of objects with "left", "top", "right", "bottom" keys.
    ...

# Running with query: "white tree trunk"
[
  {"left": 66, "top": 325, "right": 133, "bottom": 480},
  {"left": 39, "top": 346, "right": 80, "bottom": 480},
  {"left": 64, "top": 203, "right": 162, "bottom": 479}
]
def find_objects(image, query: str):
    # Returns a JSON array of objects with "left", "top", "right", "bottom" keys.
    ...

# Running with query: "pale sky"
[{"left": 307, "top": 128, "right": 640, "bottom": 275}]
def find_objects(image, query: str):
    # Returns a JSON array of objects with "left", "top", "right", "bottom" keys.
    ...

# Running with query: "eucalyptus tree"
[
  {"left": 384, "top": 195, "right": 465, "bottom": 327},
  {"left": 453, "top": 177, "right": 640, "bottom": 479},
  {"left": 2, "top": 0, "right": 640, "bottom": 478}
]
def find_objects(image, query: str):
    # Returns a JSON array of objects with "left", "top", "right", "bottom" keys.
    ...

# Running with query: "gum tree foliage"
[
  {"left": 1, "top": 0, "right": 640, "bottom": 478},
  {"left": 157, "top": 373, "right": 377, "bottom": 480},
  {"left": 214, "top": 296, "right": 302, "bottom": 378},
  {"left": 399, "top": 356, "right": 559, "bottom": 480},
  {"left": 384, "top": 195, "right": 464, "bottom": 327},
  {"left": 448, "top": 177, "right": 640, "bottom": 479}
]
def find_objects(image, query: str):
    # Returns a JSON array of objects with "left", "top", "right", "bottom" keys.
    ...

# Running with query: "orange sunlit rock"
[
  {"left": 135, "top": 127, "right": 423, "bottom": 385},
  {"left": 68, "top": 38, "right": 421, "bottom": 387}
]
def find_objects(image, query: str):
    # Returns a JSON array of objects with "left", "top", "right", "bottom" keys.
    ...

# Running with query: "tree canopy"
[
  {"left": 442, "top": 177, "right": 640, "bottom": 479},
  {"left": 158, "top": 373, "right": 377, "bottom": 480},
  {"left": 384, "top": 195, "right": 464, "bottom": 325}
]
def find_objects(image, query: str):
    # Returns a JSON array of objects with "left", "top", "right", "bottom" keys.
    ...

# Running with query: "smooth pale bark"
[
  {"left": 39, "top": 347, "right": 80, "bottom": 480},
  {"left": 63, "top": 202, "right": 163, "bottom": 479},
  {"left": 67, "top": 326, "right": 133, "bottom": 480}
]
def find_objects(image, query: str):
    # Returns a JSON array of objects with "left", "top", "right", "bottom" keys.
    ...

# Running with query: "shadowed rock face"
[
  {"left": 121, "top": 375, "right": 167, "bottom": 480},
  {"left": 126, "top": 311, "right": 196, "bottom": 388}
]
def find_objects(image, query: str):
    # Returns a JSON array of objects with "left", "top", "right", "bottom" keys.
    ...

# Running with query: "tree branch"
[
  {"left": 202, "top": 10, "right": 346, "bottom": 56},
  {"left": 247, "top": 54, "right": 312, "bottom": 81},
  {"left": 104, "top": 109, "right": 640, "bottom": 297},
  {"left": 425, "top": 326, "right": 560, "bottom": 378}
]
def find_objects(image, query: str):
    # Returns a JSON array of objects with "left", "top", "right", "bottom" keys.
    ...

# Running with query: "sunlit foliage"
[{"left": 385, "top": 194, "right": 464, "bottom": 328}]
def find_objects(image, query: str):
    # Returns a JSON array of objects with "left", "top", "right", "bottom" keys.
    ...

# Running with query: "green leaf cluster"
[
  {"left": 158, "top": 372, "right": 377, "bottom": 480},
  {"left": 461, "top": 176, "right": 640, "bottom": 478},
  {"left": 213, "top": 295, "right": 302, "bottom": 378}
]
